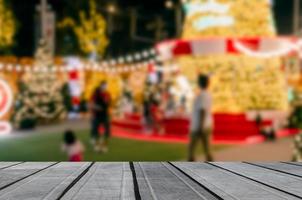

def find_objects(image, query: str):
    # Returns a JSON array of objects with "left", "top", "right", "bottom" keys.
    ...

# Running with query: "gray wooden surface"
[{"left": 0, "top": 162, "right": 301, "bottom": 200}]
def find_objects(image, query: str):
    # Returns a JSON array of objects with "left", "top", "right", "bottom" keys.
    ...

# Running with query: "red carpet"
[{"left": 110, "top": 113, "right": 298, "bottom": 145}]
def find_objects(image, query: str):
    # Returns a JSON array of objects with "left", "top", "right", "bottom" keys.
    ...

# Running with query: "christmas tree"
[
  {"left": 179, "top": 0, "right": 287, "bottom": 112},
  {"left": 0, "top": 0, "right": 16, "bottom": 51},
  {"left": 12, "top": 40, "right": 66, "bottom": 129}
]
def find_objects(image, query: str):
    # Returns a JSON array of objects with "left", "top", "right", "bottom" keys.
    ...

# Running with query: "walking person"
[
  {"left": 188, "top": 74, "right": 214, "bottom": 161},
  {"left": 90, "top": 81, "right": 111, "bottom": 153}
]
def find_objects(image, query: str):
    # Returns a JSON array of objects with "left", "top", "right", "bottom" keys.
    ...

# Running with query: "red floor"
[{"left": 110, "top": 113, "right": 299, "bottom": 145}]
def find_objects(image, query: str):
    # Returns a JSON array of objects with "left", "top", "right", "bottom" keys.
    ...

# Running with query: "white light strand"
[{"left": 0, "top": 47, "right": 159, "bottom": 73}]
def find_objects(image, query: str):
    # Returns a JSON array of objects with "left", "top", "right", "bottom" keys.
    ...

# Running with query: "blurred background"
[{"left": 0, "top": 0, "right": 302, "bottom": 161}]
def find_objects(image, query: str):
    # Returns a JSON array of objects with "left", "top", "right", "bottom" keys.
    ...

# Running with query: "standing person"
[
  {"left": 188, "top": 74, "right": 214, "bottom": 161},
  {"left": 150, "top": 98, "right": 164, "bottom": 135},
  {"left": 143, "top": 82, "right": 153, "bottom": 133},
  {"left": 90, "top": 81, "right": 111, "bottom": 153}
]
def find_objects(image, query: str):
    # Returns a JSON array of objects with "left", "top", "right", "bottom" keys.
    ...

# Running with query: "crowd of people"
[{"left": 61, "top": 74, "right": 214, "bottom": 162}]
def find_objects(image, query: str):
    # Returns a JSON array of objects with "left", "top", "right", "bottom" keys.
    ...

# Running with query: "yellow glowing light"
[
  {"left": 0, "top": 0, "right": 16, "bottom": 49},
  {"left": 58, "top": 0, "right": 109, "bottom": 56}
]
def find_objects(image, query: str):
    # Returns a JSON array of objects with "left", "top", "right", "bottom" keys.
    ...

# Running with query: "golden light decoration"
[
  {"left": 84, "top": 72, "right": 123, "bottom": 103},
  {"left": 58, "top": 0, "right": 109, "bottom": 56},
  {"left": 178, "top": 0, "right": 287, "bottom": 112},
  {"left": 12, "top": 41, "right": 66, "bottom": 127},
  {"left": 128, "top": 70, "right": 147, "bottom": 102},
  {"left": 0, "top": 0, "right": 16, "bottom": 50},
  {"left": 178, "top": 55, "right": 288, "bottom": 113},
  {"left": 182, "top": 0, "right": 276, "bottom": 38}
]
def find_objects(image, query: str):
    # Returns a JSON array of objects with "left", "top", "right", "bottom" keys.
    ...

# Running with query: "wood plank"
[
  {"left": 212, "top": 162, "right": 302, "bottom": 199},
  {"left": 133, "top": 162, "right": 220, "bottom": 200},
  {"left": 61, "top": 162, "right": 135, "bottom": 200},
  {"left": 0, "top": 162, "right": 91, "bottom": 199},
  {"left": 245, "top": 162, "right": 302, "bottom": 178},
  {"left": 283, "top": 162, "right": 302, "bottom": 167},
  {"left": 0, "top": 162, "right": 56, "bottom": 190},
  {"left": 0, "top": 162, "right": 23, "bottom": 170},
  {"left": 172, "top": 162, "right": 298, "bottom": 200}
]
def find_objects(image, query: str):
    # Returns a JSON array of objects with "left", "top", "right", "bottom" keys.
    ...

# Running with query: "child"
[{"left": 62, "top": 130, "right": 85, "bottom": 162}]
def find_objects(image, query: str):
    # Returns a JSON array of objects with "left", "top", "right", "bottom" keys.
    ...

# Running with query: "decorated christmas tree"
[
  {"left": 178, "top": 0, "right": 287, "bottom": 112},
  {"left": 12, "top": 40, "right": 66, "bottom": 129},
  {"left": 0, "top": 0, "right": 16, "bottom": 51}
]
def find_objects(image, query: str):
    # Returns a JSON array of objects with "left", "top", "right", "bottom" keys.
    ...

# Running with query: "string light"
[{"left": 0, "top": 47, "right": 161, "bottom": 74}]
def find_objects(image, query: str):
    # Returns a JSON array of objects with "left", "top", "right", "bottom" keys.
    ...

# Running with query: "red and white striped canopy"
[{"left": 156, "top": 37, "right": 301, "bottom": 60}]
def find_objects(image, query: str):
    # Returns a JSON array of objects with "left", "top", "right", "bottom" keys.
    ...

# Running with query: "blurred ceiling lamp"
[
  {"left": 107, "top": 4, "right": 117, "bottom": 14},
  {"left": 165, "top": 0, "right": 174, "bottom": 9}
]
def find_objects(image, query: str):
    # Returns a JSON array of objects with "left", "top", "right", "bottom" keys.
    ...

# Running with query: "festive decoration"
[
  {"left": 58, "top": 0, "right": 109, "bottom": 56},
  {"left": 0, "top": 78, "right": 13, "bottom": 119},
  {"left": 65, "top": 57, "right": 84, "bottom": 115},
  {"left": 293, "top": 133, "right": 302, "bottom": 162},
  {"left": 128, "top": 70, "right": 148, "bottom": 102},
  {"left": 0, "top": 47, "right": 159, "bottom": 73},
  {"left": 0, "top": 78, "right": 13, "bottom": 134},
  {"left": 83, "top": 72, "right": 123, "bottom": 103},
  {"left": 0, "top": 0, "right": 16, "bottom": 50},
  {"left": 178, "top": 55, "right": 288, "bottom": 112},
  {"left": 12, "top": 40, "right": 66, "bottom": 129},
  {"left": 155, "top": 0, "right": 291, "bottom": 113},
  {"left": 156, "top": 38, "right": 301, "bottom": 60},
  {"left": 182, "top": 0, "right": 275, "bottom": 38}
]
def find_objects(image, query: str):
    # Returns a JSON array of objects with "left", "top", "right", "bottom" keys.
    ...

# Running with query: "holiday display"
[
  {"left": 293, "top": 132, "right": 302, "bottom": 162},
  {"left": 0, "top": 0, "right": 16, "bottom": 50},
  {"left": 0, "top": 77, "right": 13, "bottom": 134},
  {"left": 158, "top": 0, "right": 290, "bottom": 113},
  {"left": 83, "top": 72, "right": 123, "bottom": 104},
  {"left": 12, "top": 40, "right": 66, "bottom": 129},
  {"left": 178, "top": 55, "right": 288, "bottom": 112},
  {"left": 182, "top": 0, "right": 275, "bottom": 38},
  {"left": 58, "top": 0, "right": 109, "bottom": 57}
]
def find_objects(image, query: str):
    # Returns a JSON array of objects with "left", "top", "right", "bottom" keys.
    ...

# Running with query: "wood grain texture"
[
  {"left": 61, "top": 162, "right": 136, "bottom": 200},
  {"left": 0, "top": 162, "right": 300, "bottom": 200},
  {"left": 211, "top": 162, "right": 302, "bottom": 199},
  {"left": 172, "top": 162, "right": 296, "bottom": 200}
]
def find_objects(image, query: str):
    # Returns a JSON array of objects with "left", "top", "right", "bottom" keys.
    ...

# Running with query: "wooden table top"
[{"left": 0, "top": 162, "right": 301, "bottom": 199}]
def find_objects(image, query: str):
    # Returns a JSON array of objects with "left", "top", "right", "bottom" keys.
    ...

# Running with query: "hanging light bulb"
[
  {"left": 142, "top": 50, "right": 149, "bottom": 58},
  {"left": 109, "top": 59, "right": 116, "bottom": 66},
  {"left": 15, "top": 65, "right": 21, "bottom": 72},
  {"left": 165, "top": 0, "right": 174, "bottom": 9},
  {"left": 134, "top": 53, "right": 142, "bottom": 61},
  {"left": 126, "top": 55, "right": 133, "bottom": 62},
  {"left": 25, "top": 65, "right": 31, "bottom": 72},
  {"left": 6, "top": 64, "right": 13, "bottom": 71},
  {"left": 107, "top": 4, "right": 117, "bottom": 14},
  {"left": 118, "top": 57, "right": 125, "bottom": 64},
  {"left": 149, "top": 48, "right": 156, "bottom": 56}
]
